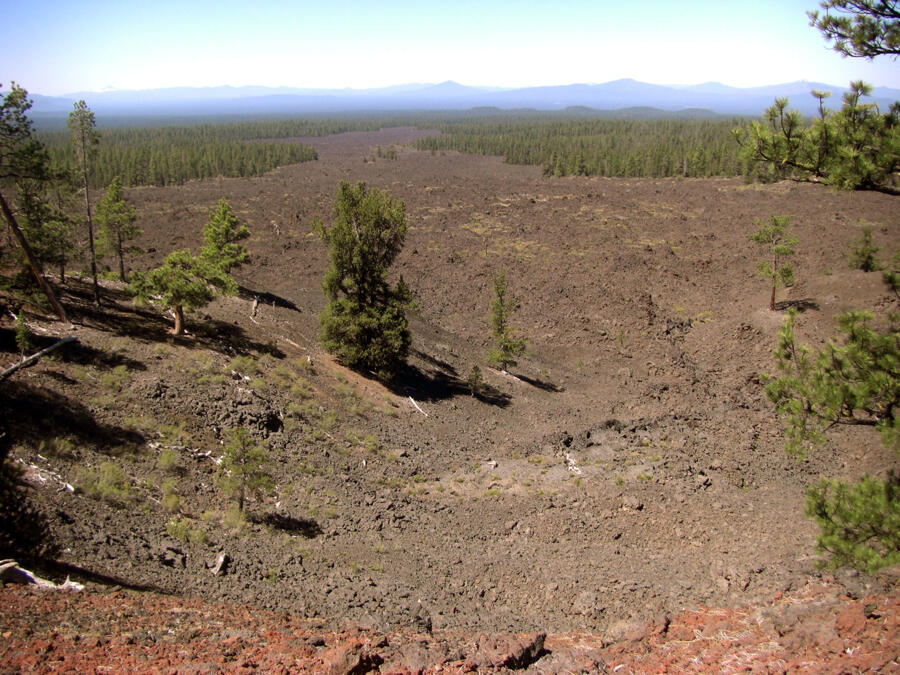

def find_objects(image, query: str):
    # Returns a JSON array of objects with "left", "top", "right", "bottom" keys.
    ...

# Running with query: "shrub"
[
  {"left": 77, "top": 462, "right": 133, "bottom": 506},
  {"left": 846, "top": 225, "right": 883, "bottom": 272},
  {"left": 217, "top": 427, "right": 274, "bottom": 512},
  {"left": 156, "top": 448, "right": 179, "bottom": 473},
  {"left": 806, "top": 475, "right": 900, "bottom": 572}
]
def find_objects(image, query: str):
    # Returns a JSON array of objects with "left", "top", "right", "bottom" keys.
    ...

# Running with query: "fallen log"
[
  {"left": 0, "top": 336, "right": 77, "bottom": 381},
  {"left": 0, "top": 560, "right": 84, "bottom": 591}
]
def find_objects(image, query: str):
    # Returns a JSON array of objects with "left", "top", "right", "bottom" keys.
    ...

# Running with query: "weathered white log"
[
  {"left": 0, "top": 560, "right": 84, "bottom": 590},
  {"left": 408, "top": 396, "right": 428, "bottom": 417},
  {"left": 0, "top": 336, "right": 77, "bottom": 381}
]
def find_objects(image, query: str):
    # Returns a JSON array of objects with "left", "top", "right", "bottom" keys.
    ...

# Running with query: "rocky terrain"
[{"left": 1, "top": 127, "right": 898, "bottom": 669}]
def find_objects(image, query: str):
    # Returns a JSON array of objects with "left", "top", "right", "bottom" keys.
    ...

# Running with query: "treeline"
[
  {"left": 412, "top": 117, "right": 745, "bottom": 178},
  {"left": 36, "top": 120, "right": 360, "bottom": 187}
]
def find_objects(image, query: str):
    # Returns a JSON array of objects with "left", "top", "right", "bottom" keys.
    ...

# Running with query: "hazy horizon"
[
  {"left": 29, "top": 76, "right": 900, "bottom": 101},
  {"left": 5, "top": 0, "right": 900, "bottom": 98}
]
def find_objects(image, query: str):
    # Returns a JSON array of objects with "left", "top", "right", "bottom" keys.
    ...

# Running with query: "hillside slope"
[{"left": 1, "top": 128, "right": 898, "bottom": 640}]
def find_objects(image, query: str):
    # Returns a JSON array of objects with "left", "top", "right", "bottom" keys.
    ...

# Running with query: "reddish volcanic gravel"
[{"left": 2, "top": 578, "right": 898, "bottom": 673}]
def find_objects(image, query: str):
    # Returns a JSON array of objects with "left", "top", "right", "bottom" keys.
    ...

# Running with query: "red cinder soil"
[{"left": 2, "top": 578, "right": 898, "bottom": 673}]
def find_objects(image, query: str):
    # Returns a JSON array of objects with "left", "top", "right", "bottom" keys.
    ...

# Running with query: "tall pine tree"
[
  {"left": 315, "top": 181, "right": 412, "bottom": 381},
  {"left": 96, "top": 177, "right": 139, "bottom": 282},
  {"left": 68, "top": 100, "right": 101, "bottom": 304}
]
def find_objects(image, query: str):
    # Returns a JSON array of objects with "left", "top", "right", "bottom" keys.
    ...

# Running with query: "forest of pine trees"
[
  {"left": 31, "top": 112, "right": 759, "bottom": 188},
  {"left": 411, "top": 116, "right": 746, "bottom": 178}
]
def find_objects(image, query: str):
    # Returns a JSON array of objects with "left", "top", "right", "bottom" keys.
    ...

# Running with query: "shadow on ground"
[
  {"left": 251, "top": 512, "right": 323, "bottom": 538},
  {"left": 393, "top": 362, "right": 511, "bottom": 408},
  {"left": 0, "top": 380, "right": 146, "bottom": 454},
  {"left": 775, "top": 298, "right": 820, "bottom": 313}
]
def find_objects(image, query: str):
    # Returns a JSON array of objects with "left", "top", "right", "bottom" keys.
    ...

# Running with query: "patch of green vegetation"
[
  {"left": 156, "top": 448, "right": 179, "bottom": 473},
  {"left": 166, "top": 516, "right": 206, "bottom": 545},
  {"left": 76, "top": 462, "right": 134, "bottom": 506},
  {"left": 38, "top": 436, "right": 76, "bottom": 460},
  {"left": 228, "top": 355, "right": 262, "bottom": 377},
  {"left": 159, "top": 423, "right": 187, "bottom": 446},
  {"left": 124, "top": 415, "right": 157, "bottom": 434},
  {"left": 615, "top": 330, "right": 630, "bottom": 356},
  {"left": 691, "top": 311, "right": 714, "bottom": 326},
  {"left": 161, "top": 477, "right": 180, "bottom": 512},
  {"left": 223, "top": 504, "right": 247, "bottom": 532},
  {"left": 99, "top": 364, "right": 131, "bottom": 392}
]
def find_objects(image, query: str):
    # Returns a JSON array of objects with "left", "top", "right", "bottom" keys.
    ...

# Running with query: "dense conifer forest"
[
  {"left": 411, "top": 117, "right": 745, "bottom": 178},
  {"left": 34, "top": 113, "right": 754, "bottom": 188}
]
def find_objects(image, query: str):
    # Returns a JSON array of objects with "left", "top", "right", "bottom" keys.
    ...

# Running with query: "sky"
[{"left": 4, "top": 0, "right": 899, "bottom": 96}]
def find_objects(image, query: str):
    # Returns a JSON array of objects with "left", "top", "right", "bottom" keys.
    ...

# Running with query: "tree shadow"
[
  {"left": 411, "top": 349, "right": 458, "bottom": 376},
  {"left": 64, "top": 340, "right": 147, "bottom": 372},
  {"left": 472, "top": 383, "right": 514, "bottom": 407},
  {"left": 390, "top": 362, "right": 511, "bottom": 408},
  {"left": 516, "top": 373, "right": 565, "bottom": 392},
  {"left": 0, "top": 380, "right": 146, "bottom": 454},
  {"left": 251, "top": 512, "right": 322, "bottom": 538},
  {"left": 58, "top": 280, "right": 284, "bottom": 359},
  {"left": 0, "top": 462, "right": 58, "bottom": 561},
  {"left": 237, "top": 285, "right": 301, "bottom": 312},
  {"left": 775, "top": 298, "right": 820, "bottom": 313},
  {"left": 28, "top": 559, "right": 171, "bottom": 594}
]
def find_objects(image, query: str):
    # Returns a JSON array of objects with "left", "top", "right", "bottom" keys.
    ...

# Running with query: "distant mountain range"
[{"left": 24, "top": 79, "right": 900, "bottom": 119}]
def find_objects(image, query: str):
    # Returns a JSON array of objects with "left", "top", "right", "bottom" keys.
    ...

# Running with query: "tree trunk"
[
  {"left": 0, "top": 336, "right": 77, "bottom": 381},
  {"left": 0, "top": 192, "right": 69, "bottom": 323},
  {"left": 117, "top": 233, "right": 125, "bottom": 282},
  {"left": 768, "top": 254, "right": 776, "bottom": 311},
  {"left": 78, "top": 137, "right": 101, "bottom": 306},
  {"left": 173, "top": 304, "right": 185, "bottom": 335}
]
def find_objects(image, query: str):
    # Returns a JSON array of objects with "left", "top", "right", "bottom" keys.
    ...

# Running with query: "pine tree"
[
  {"left": 846, "top": 225, "right": 883, "bottom": 271},
  {"left": 808, "top": 0, "right": 900, "bottom": 59},
  {"left": 199, "top": 198, "right": 249, "bottom": 273},
  {"left": 129, "top": 250, "right": 220, "bottom": 335},
  {"left": 315, "top": 181, "right": 412, "bottom": 381},
  {"left": 765, "top": 306, "right": 899, "bottom": 571},
  {"left": 734, "top": 83, "right": 899, "bottom": 191},
  {"left": 487, "top": 270, "right": 527, "bottom": 372},
  {"left": 17, "top": 178, "right": 75, "bottom": 284},
  {"left": 468, "top": 365, "right": 485, "bottom": 398},
  {"left": 129, "top": 203, "right": 247, "bottom": 335},
  {"left": 0, "top": 83, "right": 68, "bottom": 321},
  {"left": 68, "top": 100, "right": 101, "bottom": 305},
  {"left": 96, "top": 177, "right": 140, "bottom": 282},
  {"left": 750, "top": 215, "right": 797, "bottom": 311},
  {"left": 217, "top": 427, "right": 274, "bottom": 513}
]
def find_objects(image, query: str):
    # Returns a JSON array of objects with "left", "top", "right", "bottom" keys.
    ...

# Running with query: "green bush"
[
  {"left": 846, "top": 226, "right": 883, "bottom": 272},
  {"left": 806, "top": 475, "right": 900, "bottom": 572},
  {"left": 156, "top": 448, "right": 179, "bottom": 473},
  {"left": 76, "top": 462, "right": 134, "bottom": 506}
]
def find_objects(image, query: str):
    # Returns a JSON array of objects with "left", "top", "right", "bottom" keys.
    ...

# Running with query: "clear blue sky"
[{"left": 5, "top": 0, "right": 899, "bottom": 95}]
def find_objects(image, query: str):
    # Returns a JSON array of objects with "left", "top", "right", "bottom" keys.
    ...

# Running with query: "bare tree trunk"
[
  {"left": 77, "top": 133, "right": 101, "bottom": 306},
  {"left": 0, "top": 336, "right": 77, "bottom": 381},
  {"left": 770, "top": 254, "right": 778, "bottom": 311},
  {"left": 173, "top": 304, "right": 185, "bottom": 335},
  {"left": 117, "top": 233, "right": 125, "bottom": 282},
  {"left": 0, "top": 192, "right": 68, "bottom": 323}
]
